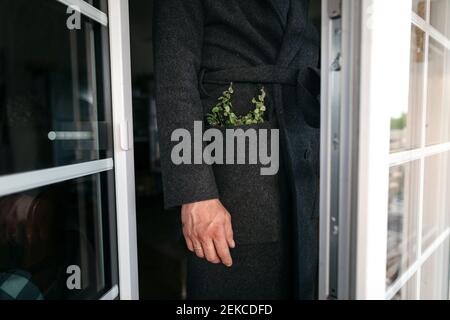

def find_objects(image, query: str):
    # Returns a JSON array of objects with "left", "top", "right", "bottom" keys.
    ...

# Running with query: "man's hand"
[{"left": 181, "top": 199, "right": 235, "bottom": 267}]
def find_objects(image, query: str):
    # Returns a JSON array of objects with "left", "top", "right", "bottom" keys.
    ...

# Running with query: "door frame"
[
  {"left": 354, "top": 0, "right": 412, "bottom": 299},
  {"left": 0, "top": 0, "right": 138, "bottom": 300},
  {"left": 108, "top": 0, "right": 139, "bottom": 300},
  {"left": 319, "top": 0, "right": 411, "bottom": 300},
  {"left": 319, "top": 0, "right": 362, "bottom": 300},
  {"left": 319, "top": 0, "right": 450, "bottom": 300},
  {"left": 57, "top": 0, "right": 139, "bottom": 300}
]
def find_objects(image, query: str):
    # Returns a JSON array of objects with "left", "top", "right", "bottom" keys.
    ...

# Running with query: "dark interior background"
[
  {"left": 129, "top": 0, "right": 322, "bottom": 299},
  {"left": 130, "top": 0, "right": 186, "bottom": 300}
]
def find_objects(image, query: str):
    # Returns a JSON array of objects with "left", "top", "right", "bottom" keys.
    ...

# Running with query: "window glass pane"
[
  {"left": 425, "top": 38, "right": 450, "bottom": 146},
  {"left": 422, "top": 151, "right": 450, "bottom": 251},
  {"left": 413, "top": 0, "right": 427, "bottom": 20},
  {"left": 0, "top": 172, "right": 117, "bottom": 300},
  {"left": 391, "top": 26, "right": 425, "bottom": 153},
  {"left": 0, "top": 0, "right": 113, "bottom": 176},
  {"left": 430, "top": 0, "right": 450, "bottom": 37},
  {"left": 89, "top": 0, "right": 108, "bottom": 11},
  {"left": 387, "top": 161, "right": 420, "bottom": 287},
  {"left": 420, "top": 237, "right": 450, "bottom": 300},
  {"left": 391, "top": 274, "right": 418, "bottom": 300}
]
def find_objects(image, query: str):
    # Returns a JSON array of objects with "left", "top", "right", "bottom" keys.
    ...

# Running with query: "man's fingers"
[
  {"left": 214, "top": 237, "right": 233, "bottom": 267},
  {"left": 185, "top": 236, "right": 194, "bottom": 252},
  {"left": 225, "top": 214, "right": 235, "bottom": 249},
  {"left": 182, "top": 227, "right": 195, "bottom": 252},
  {"left": 193, "top": 239, "right": 205, "bottom": 258},
  {"left": 202, "top": 239, "right": 220, "bottom": 264}
]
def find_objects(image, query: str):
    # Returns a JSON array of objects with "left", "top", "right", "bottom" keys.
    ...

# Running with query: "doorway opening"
[{"left": 129, "top": 0, "right": 322, "bottom": 299}]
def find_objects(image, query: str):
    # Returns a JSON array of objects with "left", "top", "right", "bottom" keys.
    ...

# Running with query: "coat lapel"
[
  {"left": 267, "top": 0, "right": 290, "bottom": 30},
  {"left": 276, "top": 0, "right": 309, "bottom": 66}
]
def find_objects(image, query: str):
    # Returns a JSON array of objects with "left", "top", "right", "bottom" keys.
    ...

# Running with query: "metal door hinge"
[{"left": 328, "top": 0, "right": 342, "bottom": 19}]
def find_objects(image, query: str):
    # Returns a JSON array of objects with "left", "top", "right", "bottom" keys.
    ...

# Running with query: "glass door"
[
  {"left": 386, "top": 0, "right": 450, "bottom": 300},
  {"left": 320, "top": 0, "right": 450, "bottom": 300},
  {"left": 0, "top": 0, "right": 137, "bottom": 300}
]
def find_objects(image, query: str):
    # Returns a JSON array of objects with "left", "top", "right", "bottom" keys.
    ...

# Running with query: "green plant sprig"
[{"left": 206, "top": 83, "right": 267, "bottom": 127}]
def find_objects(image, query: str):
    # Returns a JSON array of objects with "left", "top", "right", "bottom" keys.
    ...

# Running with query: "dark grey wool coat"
[{"left": 154, "top": 0, "right": 320, "bottom": 299}]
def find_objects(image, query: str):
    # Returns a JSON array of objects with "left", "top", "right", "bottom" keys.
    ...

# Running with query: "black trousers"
[{"left": 186, "top": 239, "right": 291, "bottom": 300}]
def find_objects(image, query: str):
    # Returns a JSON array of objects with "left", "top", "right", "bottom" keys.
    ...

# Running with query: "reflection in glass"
[
  {"left": 422, "top": 152, "right": 450, "bottom": 251},
  {"left": 413, "top": 0, "right": 427, "bottom": 19},
  {"left": 386, "top": 162, "right": 420, "bottom": 287},
  {"left": 0, "top": 0, "right": 113, "bottom": 176},
  {"left": 0, "top": 173, "right": 117, "bottom": 300},
  {"left": 89, "top": 0, "right": 108, "bottom": 11},
  {"left": 426, "top": 38, "right": 450, "bottom": 146},
  {"left": 390, "top": 26, "right": 425, "bottom": 153},
  {"left": 430, "top": 0, "right": 450, "bottom": 37},
  {"left": 420, "top": 238, "right": 450, "bottom": 300}
]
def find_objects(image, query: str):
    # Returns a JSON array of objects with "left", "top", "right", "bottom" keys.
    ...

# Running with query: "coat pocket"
[
  {"left": 200, "top": 82, "right": 274, "bottom": 122},
  {"left": 209, "top": 122, "right": 282, "bottom": 245}
]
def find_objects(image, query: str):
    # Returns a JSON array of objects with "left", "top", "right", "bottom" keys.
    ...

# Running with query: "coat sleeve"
[
  {"left": 298, "top": 66, "right": 321, "bottom": 129},
  {"left": 154, "top": 0, "right": 219, "bottom": 209}
]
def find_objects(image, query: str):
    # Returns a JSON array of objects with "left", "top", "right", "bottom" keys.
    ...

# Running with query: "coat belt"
[
  {"left": 199, "top": 65, "right": 302, "bottom": 87},
  {"left": 199, "top": 65, "right": 321, "bottom": 128}
]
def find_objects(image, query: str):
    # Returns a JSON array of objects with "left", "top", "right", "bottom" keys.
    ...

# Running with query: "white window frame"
[
  {"left": 107, "top": 0, "right": 139, "bottom": 301},
  {"left": 0, "top": 159, "right": 113, "bottom": 197},
  {"left": 57, "top": 0, "right": 140, "bottom": 300},
  {"left": 319, "top": 0, "right": 363, "bottom": 300},
  {"left": 0, "top": 0, "right": 138, "bottom": 301},
  {"left": 355, "top": 0, "right": 413, "bottom": 300},
  {"left": 321, "top": 0, "right": 450, "bottom": 300},
  {"left": 384, "top": 0, "right": 450, "bottom": 300},
  {"left": 57, "top": 0, "right": 108, "bottom": 26},
  {"left": 59, "top": 0, "right": 140, "bottom": 300}
]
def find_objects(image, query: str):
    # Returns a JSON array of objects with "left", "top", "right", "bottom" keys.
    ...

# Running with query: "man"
[{"left": 154, "top": 0, "right": 320, "bottom": 299}]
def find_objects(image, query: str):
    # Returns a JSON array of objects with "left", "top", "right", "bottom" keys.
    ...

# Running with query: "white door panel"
[{"left": 320, "top": 0, "right": 450, "bottom": 300}]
